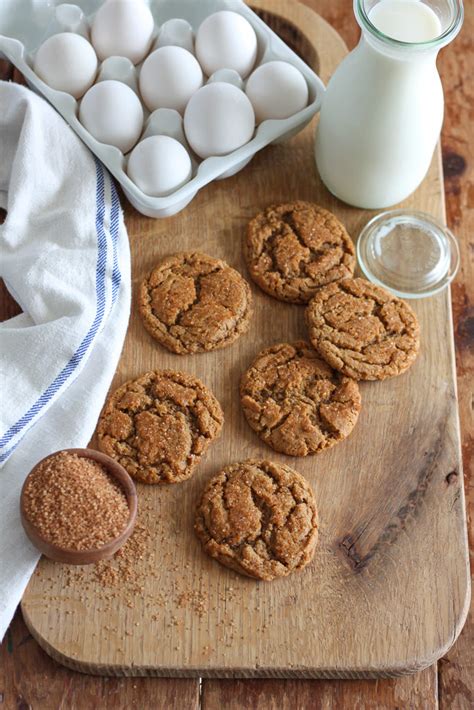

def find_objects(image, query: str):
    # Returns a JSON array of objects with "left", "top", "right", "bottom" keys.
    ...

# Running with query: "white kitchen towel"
[{"left": 0, "top": 81, "right": 131, "bottom": 640}]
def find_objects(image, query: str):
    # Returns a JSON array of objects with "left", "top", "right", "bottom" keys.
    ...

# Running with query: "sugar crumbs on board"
[
  {"left": 93, "top": 521, "right": 153, "bottom": 598},
  {"left": 60, "top": 506, "right": 159, "bottom": 614},
  {"left": 23, "top": 452, "right": 130, "bottom": 551}
]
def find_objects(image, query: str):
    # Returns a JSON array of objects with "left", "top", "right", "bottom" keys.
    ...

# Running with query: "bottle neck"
[
  {"left": 358, "top": 30, "right": 440, "bottom": 66},
  {"left": 354, "top": 0, "right": 464, "bottom": 60}
]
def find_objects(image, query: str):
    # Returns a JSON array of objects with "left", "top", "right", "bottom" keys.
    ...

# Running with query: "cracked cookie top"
[
  {"left": 240, "top": 341, "right": 361, "bottom": 457},
  {"left": 97, "top": 370, "right": 224, "bottom": 485},
  {"left": 195, "top": 460, "right": 318, "bottom": 581},
  {"left": 306, "top": 278, "right": 420, "bottom": 381},
  {"left": 244, "top": 202, "right": 355, "bottom": 304},
  {"left": 139, "top": 252, "right": 253, "bottom": 354}
]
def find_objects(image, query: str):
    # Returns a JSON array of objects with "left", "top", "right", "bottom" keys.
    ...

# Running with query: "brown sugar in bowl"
[{"left": 20, "top": 448, "right": 138, "bottom": 565}]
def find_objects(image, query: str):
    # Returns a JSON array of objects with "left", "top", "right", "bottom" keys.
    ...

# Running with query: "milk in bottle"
[{"left": 315, "top": 0, "right": 464, "bottom": 209}]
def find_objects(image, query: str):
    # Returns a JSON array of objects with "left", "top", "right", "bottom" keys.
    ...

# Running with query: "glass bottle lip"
[{"left": 355, "top": 0, "right": 464, "bottom": 51}]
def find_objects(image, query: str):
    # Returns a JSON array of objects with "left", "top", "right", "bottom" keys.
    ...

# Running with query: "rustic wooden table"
[{"left": 0, "top": 1, "right": 472, "bottom": 707}]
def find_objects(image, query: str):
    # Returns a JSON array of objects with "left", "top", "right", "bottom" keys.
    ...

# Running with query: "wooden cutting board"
[{"left": 21, "top": 0, "right": 470, "bottom": 678}]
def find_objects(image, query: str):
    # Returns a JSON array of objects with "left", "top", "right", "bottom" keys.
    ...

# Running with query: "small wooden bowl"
[{"left": 20, "top": 448, "right": 138, "bottom": 565}]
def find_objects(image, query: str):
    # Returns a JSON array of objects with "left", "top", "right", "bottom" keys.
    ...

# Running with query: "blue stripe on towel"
[
  {"left": 110, "top": 180, "right": 121, "bottom": 307},
  {"left": 0, "top": 160, "right": 118, "bottom": 463}
]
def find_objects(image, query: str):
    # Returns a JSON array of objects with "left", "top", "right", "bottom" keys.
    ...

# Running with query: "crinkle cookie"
[
  {"left": 244, "top": 202, "right": 355, "bottom": 304},
  {"left": 240, "top": 341, "right": 361, "bottom": 456},
  {"left": 139, "top": 252, "right": 253, "bottom": 354},
  {"left": 306, "top": 278, "right": 420, "bottom": 381},
  {"left": 195, "top": 459, "right": 318, "bottom": 581},
  {"left": 97, "top": 370, "right": 223, "bottom": 484}
]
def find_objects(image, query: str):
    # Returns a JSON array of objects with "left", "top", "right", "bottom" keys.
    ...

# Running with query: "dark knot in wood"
[
  {"left": 446, "top": 471, "right": 459, "bottom": 486},
  {"left": 442, "top": 150, "right": 467, "bottom": 178}
]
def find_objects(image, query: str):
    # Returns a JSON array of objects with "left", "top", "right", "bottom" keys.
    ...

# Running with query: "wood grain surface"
[
  {"left": 1, "top": 0, "right": 472, "bottom": 706},
  {"left": 15, "top": 0, "right": 469, "bottom": 679}
]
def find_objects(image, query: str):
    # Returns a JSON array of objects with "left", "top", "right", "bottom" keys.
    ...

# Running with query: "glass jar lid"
[{"left": 357, "top": 210, "right": 460, "bottom": 299}]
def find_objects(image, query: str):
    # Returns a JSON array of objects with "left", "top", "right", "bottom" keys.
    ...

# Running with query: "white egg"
[
  {"left": 79, "top": 80, "right": 144, "bottom": 153},
  {"left": 184, "top": 82, "right": 255, "bottom": 159},
  {"left": 127, "top": 135, "right": 192, "bottom": 196},
  {"left": 195, "top": 11, "right": 258, "bottom": 79},
  {"left": 246, "top": 61, "right": 309, "bottom": 123},
  {"left": 33, "top": 32, "right": 98, "bottom": 99},
  {"left": 91, "top": 0, "right": 154, "bottom": 65},
  {"left": 139, "top": 46, "right": 203, "bottom": 114}
]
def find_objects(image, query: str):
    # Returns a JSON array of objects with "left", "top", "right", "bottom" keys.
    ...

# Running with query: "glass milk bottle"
[{"left": 315, "top": 0, "right": 464, "bottom": 209}]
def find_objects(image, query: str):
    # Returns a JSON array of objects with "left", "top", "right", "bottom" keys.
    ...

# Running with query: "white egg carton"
[{"left": 0, "top": 0, "right": 325, "bottom": 218}]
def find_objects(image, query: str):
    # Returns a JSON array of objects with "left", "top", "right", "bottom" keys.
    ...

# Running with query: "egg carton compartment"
[{"left": 0, "top": 0, "right": 325, "bottom": 218}]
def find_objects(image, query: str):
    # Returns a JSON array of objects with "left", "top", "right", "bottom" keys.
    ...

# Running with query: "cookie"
[
  {"left": 139, "top": 252, "right": 253, "bottom": 354},
  {"left": 97, "top": 370, "right": 224, "bottom": 484},
  {"left": 306, "top": 278, "right": 420, "bottom": 381},
  {"left": 195, "top": 460, "right": 318, "bottom": 581},
  {"left": 240, "top": 341, "right": 361, "bottom": 457},
  {"left": 244, "top": 201, "right": 355, "bottom": 304}
]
